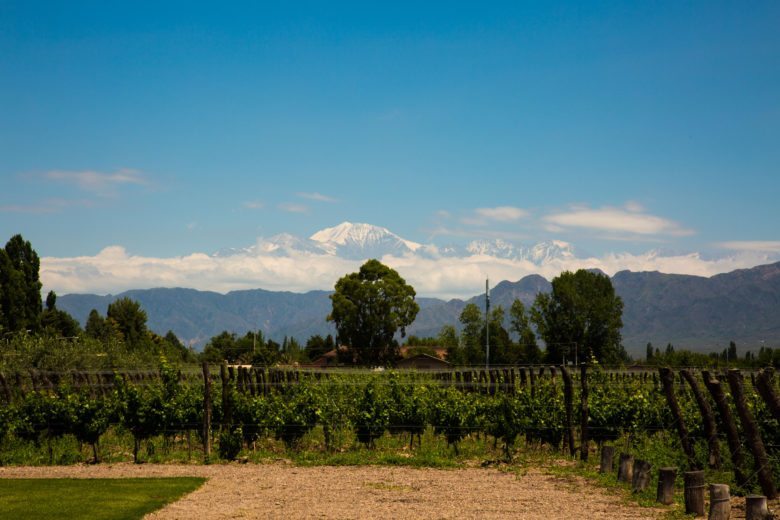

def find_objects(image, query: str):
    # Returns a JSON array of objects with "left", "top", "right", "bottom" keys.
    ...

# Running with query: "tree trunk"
[
  {"left": 202, "top": 362, "right": 212, "bottom": 463},
  {"left": 579, "top": 363, "right": 589, "bottom": 461},
  {"left": 560, "top": 365, "right": 576, "bottom": 457},
  {"left": 632, "top": 459, "right": 652, "bottom": 493},
  {"left": 708, "top": 484, "right": 730, "bottom": 520},
  {"left": 618, "top": 453, "right": 634, "bottom": 483},
  {"left": 684, "top": 470, "right": 706, "bottom": 517},
  {"left": 727, "top": 369, "right": 777, "bottom": 499},
  {"left": 702, "top": 372, "right": 748, "bottom": 488},
  {"left": 755, "top": 368, "right": 780, "bottom": 422},
  {"left": 745, "top": 495, "right": 769, "bottom": 520},
  {"left": 659, "top": 367, "right": 696, "bottom": 468},
  {"left": 657, "top": 467, "right": 677, "bottom": 505},
  {"left": 681, "top": 369, "right": 721, "bottom": 469},
  {"left": 599, "top": 445, "right": 615, "bottom": 473}
]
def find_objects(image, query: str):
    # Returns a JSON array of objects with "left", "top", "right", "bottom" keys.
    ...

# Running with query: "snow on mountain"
[
  {"left": 466, "top": 239, "right": 521, "bottom": 259},
  {"left": 309, "top": 222, "right": 421, "bottom": 259},
  {"left": 529, "top": 240, "right": 576, "bottom": 263},
  {"left": 214, "top": 222, "right": 577, "bottom": 265}
]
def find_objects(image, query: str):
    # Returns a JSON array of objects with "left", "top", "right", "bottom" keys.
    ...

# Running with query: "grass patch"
[{"left": 0, "top": 477, "right": 206, "bottom": 520}]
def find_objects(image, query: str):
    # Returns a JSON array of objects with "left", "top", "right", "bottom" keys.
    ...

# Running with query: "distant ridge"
[{"left": 59, "top": 261, "right": 780, "bottom": 355}]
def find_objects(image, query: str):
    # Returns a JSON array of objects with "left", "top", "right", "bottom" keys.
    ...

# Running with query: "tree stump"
[
  {"left": 745, "top": 495, "right": 769, "bottom": 520},
  {"left": 632, "top": 459, "right": 652, "bottom": 493},
  {"left": 657, "top": 467, "right": 678, "bottom": 505},
  {"left": 684, "top": 470, "right": 706, "bottom": 516},
  {"left": 617, "top": 453, "right": 634, "bottom": 483},
  {"left": 599, "top": 445, "right": 615, "bottom": 473},
  {"left": 708, "top": 484, "right": 730, "bottom": 520}
]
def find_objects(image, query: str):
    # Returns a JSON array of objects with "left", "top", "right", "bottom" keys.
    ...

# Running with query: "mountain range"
[
  {"left": 58, "top": 257, "right": 780, "bottom": 356},
  {"left": 213, "top": 221, "right": 579, "bottom": 264}
]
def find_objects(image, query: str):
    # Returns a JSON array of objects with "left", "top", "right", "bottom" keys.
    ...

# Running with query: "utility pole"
[{"left": 485, "top": 278, "right": 490, "bottom": 369}]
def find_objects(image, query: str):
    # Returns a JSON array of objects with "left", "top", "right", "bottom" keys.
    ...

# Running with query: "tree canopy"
[
  {"left": 530, "top": 269, "right": 624, "bottom": 364},
  {"left": 0, "top": 234, "right": 42, "bottom": 333},
  {"left": 328, "top": 259, "right": 419, "bottom": 366}
]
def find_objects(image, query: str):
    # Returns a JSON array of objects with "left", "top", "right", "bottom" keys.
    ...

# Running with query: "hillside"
[{"left": 58, "top": 261, "right": 780, "bottom": 355}]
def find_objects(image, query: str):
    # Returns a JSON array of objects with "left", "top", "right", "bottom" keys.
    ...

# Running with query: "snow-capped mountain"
[
  {"left": 213, "top": 221, "right": 577, "bottom": 265},
  {"left": 310, "top": 222, "right": 421, "bottom": 259}
]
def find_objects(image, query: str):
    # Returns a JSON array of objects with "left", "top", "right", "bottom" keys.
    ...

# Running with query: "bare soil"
[{"left": 0, "top": 462, "right": 666, "bottom": 519}]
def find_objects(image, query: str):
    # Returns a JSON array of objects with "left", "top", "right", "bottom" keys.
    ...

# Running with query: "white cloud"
[
  {"left": 544, "top": 205, "right": 693, "bottom": 238},
  {"left": 40, "top": 244, "right": 777, "bottom": 301},
  {"left": 44, "top": 168, "right": 147, "bottom": 196},
  {"left": 278, "top": 203, "right": 309, "bottom": 213},
  {"left": 243, "top": 201, "right": 264, "bottom": 209},
  {"left": 296, "top": 192, "right": 338, "bottom": 203},
  {"left": 717, "top": 241, "right": 780, "bottom": 253},
  {"left": 475, "top": 206, "right": 529, "bottom": 222}
]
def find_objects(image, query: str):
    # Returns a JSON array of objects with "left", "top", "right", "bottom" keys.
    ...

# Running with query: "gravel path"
[{"left": 0, "top": 462, "right": 665, "bottom": 519}]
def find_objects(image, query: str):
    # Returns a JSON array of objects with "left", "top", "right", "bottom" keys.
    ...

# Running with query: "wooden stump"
[
  {"left": 632, "top": 459, "right": 652, "bottom": 493},
  {"left": 599, "top": 445, "right": 615, "bottom": 473},
  {"left": 708, "top": 484, "right": 730, "bottom": 520},
  {"left": 617, "top": 453, "right": 634, "bottom": 483},
  {"left": 745, "top": 495, "right": 769, "bottom": 520},
  {"left": 657, "top": 467, "right": 678, "bottom": 505},
  {"left": 684, "top": 470, "right": 706, "bottom": 517}
]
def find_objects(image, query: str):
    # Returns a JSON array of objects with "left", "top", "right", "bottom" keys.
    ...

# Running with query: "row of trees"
[{"left": 328, "top": 260, "right": 627, "bottom": 366}]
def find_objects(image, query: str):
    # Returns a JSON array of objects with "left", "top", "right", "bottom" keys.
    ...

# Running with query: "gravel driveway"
[{"left": 0, "top": 462, "right": 664, "bottom": 519}]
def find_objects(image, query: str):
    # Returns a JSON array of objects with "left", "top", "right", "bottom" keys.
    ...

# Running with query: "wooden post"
[
  {"left": 560, "top": 365, "right": 576, "bottom": 457},
  {"left": 660, "top": 367, "right": 697, "bottom": 468},
  {"left": 201, "top": 362, "right": 212, "bottom": 463},
  {"left": 745, "top": 495, "right": 769, "bottom": 520},
  {"left": 708, "top": 484, "right": 730, "bottom": 520},
  {"left": 727, "top": 369, "right": 777, "bottom": 499},
  {"left": 618, "top": 453, "right": 634, "bottom": 483},
  {"left": 681, "top": 369, "right": 721, "bottom": 468},
  {"left": 599, "top": 445, "right": 615, "bottom": 473},
  {"left": 529, "top": 366, "right": 536, "bottom": 397},
  {"left": 702, "top": 372, "right": 748, "bottom": 487},
  {"left": 755, "top": 368, "right": 780, "bottom": 422},
  {"left": 684, "top": 470, "right": 706, "bottom": 517},
  {"left": 657, "top": 467, "right": 677, "bottom": 505},
  {"left": 632, "top": 459, "right": 652, "bottom": 493},
  {"left": 579, "top": 363, "right": 589, "bottom": 461},
  {"left": 220, "top": 362, "right": 231, "bottom": 431}
]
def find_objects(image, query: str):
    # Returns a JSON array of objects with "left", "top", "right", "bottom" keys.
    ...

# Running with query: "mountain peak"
[{"left": 310, "top": 222, "right": 421, "bottom": 252}]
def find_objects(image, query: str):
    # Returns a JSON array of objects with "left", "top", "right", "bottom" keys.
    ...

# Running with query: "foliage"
[
  {"left": 531, "top": 269, "right": 624, "bottom": 363},
  {"left": 217, "top": 426, "right": 243, "bottom": 460},
  {"left": 328, "top": 259, "right": 420, "bottom": 366},
  {"left": 106, "top": 298, "right": 148, "bottom": 348},
  {"left": 0, "top": 234, "right": 42, "bottom": 334}
]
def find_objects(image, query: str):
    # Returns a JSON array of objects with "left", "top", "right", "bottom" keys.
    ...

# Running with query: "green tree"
[
  {"left": 458, "top": 303, "right": 484, "bottom": 365},
  {"left": 106, "top": 297, "right": 148, "bottom": 347},
  {"left": 0, "top": 234, "right": 42, "bottom": 332},
  {"left": 646, "top": 342, "right": 654, "bottom": 361},
  {"left": 40, "top": 290, "right": 82, "bottom": 337},
  {"left": 304, "top": 334, "right": 335, "bottom": 361},
  {"left": 328, "top": 259, "right": 419, "bottom": 366},
  {"left": 85, "top": 309, "right": 113, "bottom": 341},
  {"left": 531, "top": 269, "right": 624, "bottom": 364},
  {"left": 509, "top": 299, "right": 541, "bottom": 363}
]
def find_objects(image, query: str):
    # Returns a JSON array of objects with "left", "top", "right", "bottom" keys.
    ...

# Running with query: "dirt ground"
[{"left": 0, "top": 462, "right": 668, "bottom": 519}]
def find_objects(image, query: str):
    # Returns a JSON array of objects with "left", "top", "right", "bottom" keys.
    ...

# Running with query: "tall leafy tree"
[
  {"left": 509, "top": 299, "right": 541, "bottom": 363},
  {"left": 458, "top": 303, "right": 484, "bottom": 365},
  {"left": 530, "top": 269, "right": 623, "bottom": 363},
  {"left": 40, "top": 290, "right": 82, "bottom": 337},
  {"left": 0, "top": 234, "right": 42, "bottom": 332},
  {"left": 328, "top": 259, "right": 419, "bottom": 366},
  {"left": 106, "top": 297, "right": 148, "bottom": 347}
]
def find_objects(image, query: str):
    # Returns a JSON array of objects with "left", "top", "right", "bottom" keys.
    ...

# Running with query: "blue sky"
[{"left": 2, "top": 1, "right": 779, "bottom": 297}]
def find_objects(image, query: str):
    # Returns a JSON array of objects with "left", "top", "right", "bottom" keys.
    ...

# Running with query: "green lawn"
[{"left": 0, "top": 477, "right": 206, "bottom": 520}]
